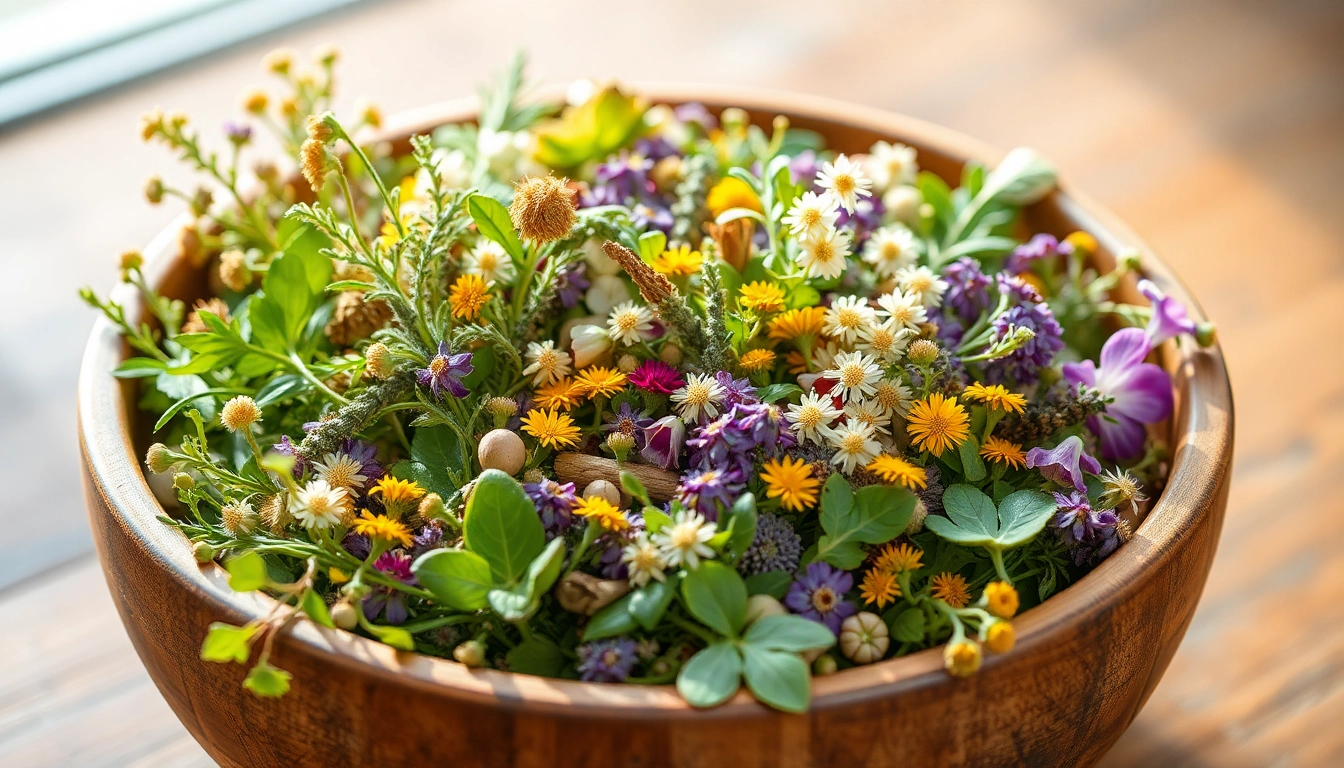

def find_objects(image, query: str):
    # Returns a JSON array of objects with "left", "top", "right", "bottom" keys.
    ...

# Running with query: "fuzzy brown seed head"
[
  {"left": 253, "top": 160, "right": 279, "bottom": 182},
  {"left": 183, "top": 297, "right": 230, "bottom": 334},
  {"left": 190, "top": 187, "right": 213, "bottom": 217},
  {"left": 509, "top": 175, "right": 577, "bottom": 243},
  {"left": 300, "top": 138, "right": 330, "bottom": 192},
  {"left": 220, "top": 501, "right": 258, "bottom": 537},
  {"left": 240, "top": 87, "right": 269, "bottom": 114},
  {"left": 908, "top": 339, "right": 940, "bottom": 366},
  {"left": 601, "top": 240, "right": 675, "bottom": 304},
  {"left": 659, "top": 343, "right": 683, "bottom": 366},
  {"left": 259, "top": 493, "right": 292, "bottom": 533},
  {"left": 143, "top": 175, "right": 164, "bottom": 204},
  {"left": 305, "top": 114, "right": 335, "bottom": 143},
  {"left": 220, "top": 395, "right": 261, "bottom": 432},
  {"left": 325, "top": 291, "right": 391, "bottom": 346},
  {"left": 218, "top": 250, "right": 250, "bottom": 292}
]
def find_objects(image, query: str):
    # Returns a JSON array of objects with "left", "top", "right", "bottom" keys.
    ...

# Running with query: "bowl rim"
[{"left": 78, "top": 83, "right": 1233, "bottom": 719}]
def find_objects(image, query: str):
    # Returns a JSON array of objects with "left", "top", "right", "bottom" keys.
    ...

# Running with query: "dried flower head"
[
  {"left": 145, "top": 443, "right": 175, "bottom": 474},
  {"left": 240, "top": 87, "right": 269, "bottom": 114},
  {"left": 364, "top": 342, "right": 393, "bottom": 380},
  {"left": 305, "top": 113, "right": 335, "bottom": 143},
  {"left": 220, "top": 396, "right": 261, "bottom": 432},
  {"left": 907, "top": 338, "right": 940, "bottom": 366},
  {"left": 262, "top": 47, "right": 296, "bottom": 75},
  {"left": 509, "top": 175, "right": 576, "bottom": 243},
  {"left": 300, "top": 138, "right": 331, "bottom": 192},
  {"left": 218, "top": 249, "right": 250, "bottom": 292},
  {"left": 602, "top": 240, "right": 675, "bottom": 305},
  {"left": 182, "top": 297, "right": 230, "bottom": 334},
  {"left": 143, "top": 175, "right": 164, "bottom": 204},
  {"left": 221, "top": 500, "right": 259, "bottom": 537}
]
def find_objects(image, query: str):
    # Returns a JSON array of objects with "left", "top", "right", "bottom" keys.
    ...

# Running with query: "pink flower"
[
  {"left": 1062, "top": 328, "right": 1173, "bottom": 462},
  {"left": 1025, "top": 436, "right": 1102, "bottom": 492},
  {"left": 640, "top": 415, "right": 685, "bottom": 469},
  {"left": 627, "top": 360, "right": 684, "bottom": 395}
]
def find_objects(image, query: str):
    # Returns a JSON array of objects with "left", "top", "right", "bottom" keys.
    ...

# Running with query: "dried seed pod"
[
  {"left": 840, "top": 612, "right": 890, "bottom": 665},
  {"left": 555, "top": 571, "right": 631, "bottom": 616},
  {"left": 478, "top": 429, "right": 526, "bottom": 476}
]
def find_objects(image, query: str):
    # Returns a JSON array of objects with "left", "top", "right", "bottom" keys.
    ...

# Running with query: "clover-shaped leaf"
[{"left": 926, "top": 484, "right": 1055, "bottom": 552}]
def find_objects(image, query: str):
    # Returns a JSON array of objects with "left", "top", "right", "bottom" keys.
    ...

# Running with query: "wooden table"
[{"left": 3, "top": 0, "right": 1340, "bottom": 764}]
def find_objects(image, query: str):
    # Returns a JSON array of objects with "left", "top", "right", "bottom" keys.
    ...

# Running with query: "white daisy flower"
[
  {"left": 787, "top": 391, "right": 843, "bottom": 445},
  {"left": 872, "top": 378, "right": 915, "bottom": 418},
  {"left": 292, "top": 479, "right": 351, "bottom": 530},
  {"left": 865, "top": 141, "right": 919, "bottom": 192},
  {"left": 823, "top": 295, "right": 877, "bottom": 346},
  {"left": 876, "top": 290, "right": 929, "bottom": 331},
  {"left": 569, "top": 324, "right": 611, "bottom": 369},
  {"left": 463, "top": 240, "right": 516, "bottom": 285},
  {"left": 896, "top": 265, "right": 949, "bottom": 309},
  {"left": 606, "top": 301, "right": 655, "bottom": 346},
  {"left": 857, "top": 319, "right": 913, "bottom": 363},
  {"left": 653, "top": 509, "right": 717, "bottom": 570},
  {"left": 796, "top": 228, "right": 852, "bottom": 281},
  {"left": 811, "top": 340, "right": 844, "bottom": 372},
  {"left": 862, "top": 225, "right": 920, "bottom": 277},
  {"left": 782, "top": 190, "right": 840, "bottom": 241},
  {"left": 844, "top": 398, "right": 892, "bottom": 436},
  {"left": 823, "top": 421, "right": 882, "bottom": 475},
  {"left": 816, "top": 154, "right": 873, "bottom": 213},
  {"left": 522, "top": 340, "right": 573, "bottom": 386},
  {"left": 824, "top": 350, "right": 882, "bottom": 403},
  {"left": 622, "top": 532, "right": 668, "bottom": 587},
  {"left": 311, "top": 451, "right": 370, "bottom": 490},
  {"left": 671, "top": 373, "right": 726, "bottom": 424}
]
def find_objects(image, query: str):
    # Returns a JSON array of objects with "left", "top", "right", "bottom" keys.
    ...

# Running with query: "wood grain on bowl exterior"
[{"left": 78, "top": 86, "right": 1233, "bottom": 768}]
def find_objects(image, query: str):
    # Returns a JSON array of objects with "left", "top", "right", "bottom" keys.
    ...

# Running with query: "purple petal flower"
[
  {"left": 641, "top": 415, "right": 685, "bottom": 470},
  {"left": 1025, "top": 435, "right": 1102, "bottom": 492},
  {"left": 604, "top": 402, "right": 655, "bottom": 451},
  {"left": 788, "top": 150, "right": 820, "bottom": 187},
  {"left": 714, "top": 370, "right": 758, "bottom": 408},
  {"left": 673, "top": 102, "right": 718, "bottom": 132},
  {"left": 631, "top": 201, "right": 674, "bottom": 234},
  {"left": 363, "top": 551, "right": 416, "bottom": 625},
  {"left": 633, "top": 135, "right": 678, "bottom": 162},
  {"left": 1062, "top": 327, "right": 1173, "bottom": 462},
  {"left": 1006, "top": 233, "right": 1073, "bottom": 274},
  {"left": 524, "top": 478, "right": 578, "bottom": 538},
  {"left": 416, "top": 341, "right": 473, "bottom": 400},
  {"left": 576, "top": 638, "right": 640, "bottom": 682},
  {"left": 223, "top": 121, "right": 253, "bottom": 144},
  {"left": 941, "top": 257, "right": 993, "bottom": 320},
  {"left": 785, "top": 562, "right": 854, "bottom": 634},
  {"left": 272, "top": 435, "right": 306, "bottom": 478},
  {"left": 1051, "top": 491, "right": 1120, "bottom": 565},
  {"left": 676, "top": 467, "right": 744, "bottom": 521},
  {"left": 556, "top": 262, "right": 590, "bottom": 308},
  {"left": 340, "top": 438, "right": 384, "bottom": 483},
  {"left": 1138, "top": 279, "right": 1198, "bottom": 348}
]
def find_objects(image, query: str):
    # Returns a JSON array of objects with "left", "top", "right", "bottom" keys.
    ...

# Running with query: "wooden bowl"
[{"left": 79, "top": 86, "right": 1233, "bottom": 768}]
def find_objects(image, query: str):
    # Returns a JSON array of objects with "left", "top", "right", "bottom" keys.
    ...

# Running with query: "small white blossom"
[
  {"left": 865, "top": 141, "right": 919, "bottom": 192},
  {"left": 463, "top": 240, "right": 516, "bottom": 285},
  {"left": 795, "top": 227, "right": 852, "bottom": 281},
  {"left": 862, "top": 225, "right": 920, "bottom": 277},
  {"left": 787, "top": 391, "right": 843, "bottom": 445},
  {"left": 292, "top": 480, "right": 350, "bottom": 530},
  {"left": 584, "top": 274, "right": 632, "bottom": 317},
  {"left": 823, "top": 421, "right": 882, "bottom": 475},
  {"left": 823, "top": 295, "right": 877, "bottom": 346},
  {"left": 606, "top": 301, "right": 655, "bottom": 346},
  {"left": 569, "top": 324, "right": 611, "bottom": 369},
  {"left": 312, "top": 452, "right": 369, "bottom": 490},
  {"left": 671, "top": 373, "right": 726, "bottom": 424},
  {"left": 816, "top": 154, "right": 873, "bottom": 213},
  {"left": 654, "top": 509, "right": 717, "bottom": 570},
  {"left": 857, "top": 319, "right": 913, "bottom": 363},
  {"left": 782, "top": 190, "right": 840, "bottom": 241},
  {"left": 844, "top": 398, "right": 892, "bottom": 436},
  {"left": 622, "top": 532, "right": 669, "bottom": 587},
  {"left": 876, "top": 290, "right": 929, "bottom": 331},
  {"left": 873, "top": 378, "right": 915, "bottom": 418},
  {"left": 522, "top": 340, "right": 573, "bottom": 386},
  {"left": 824, "top": 350, "right": 883, "bottom": 403},
  {"left": 896, "top": 265, "right": 949, "bottom": 310}
]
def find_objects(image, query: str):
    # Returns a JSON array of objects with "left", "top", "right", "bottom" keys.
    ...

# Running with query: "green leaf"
[
  {"left": 958, "top": 435, "right": 987, "bottom": 482},
  {"left": 366, "top": 623, "right": 416, "bottom": 651},
  {"left": 243, "top": 662, "right": 292, "bottom": 697},
  {"left": 113, "top": 357, "right": 167, "bottom": 378},
  {"left": 412, "top": 549, "right": 495, "bottom": 611},
  {"left": 254, "top": 373, "right": 309, "bottom": 408},
  {"left": 677, "top": 642, "right": 743, "bottom": 708},
  {"left": 917, "top": 171, "right": 955, "bottom": 229},
  {"left": 468, "top": 194, "right": 524, "bottom": 264},
  {"left": 680, "top": 561, "right": 748, "bottom": 638},
  {"left": 153, "top": 386, "right": 244, "bottom": 431},
  {"left": 756, "top": 383, "right": 802, "bottom": 404},
  {"left": 926, "top": 485, "right": 1056, "bottom": 551},
  {"left": 409, "top": 426, "right": 466, "bottom": 498},
  {"left": 486, "top": 537, "right": 566, "bottom": 621},
  {"left": 638, "top": 230, "right": 667, "bottom": 262},
  {"left": 260, "top": 247, "right": 333, "bottom": 346},
  {"left": 582, "top": 592, "right": 639, "bottom": 641},
  {"left": 200, "top": 622, "right": 257, "bottom": 664},
  {"left": 740, "top": 645, "right": 811, "bottom": 713},
  {"left": 995, "top": 490, "right": 1058, "bottom": 548},
  {"left": 299, "top": 590, "right": 335, "bottom": 628},
  {"left": 533, "top": 86, "right": 645, "bottom": 169},
  {"left": 224, "top": 551, "right": 269, "bottom": 592},
  {"left": 629, "top": 577, "right": 678, "bottom": 631},
  {"left": 887, "top": 607, "right": 926, "bottom": 643},
  {"left": 642, "top": 506, "right": 673, "bottom": 534},
  {"left": 725, "top": 493, "right": 757, "bottom": 559},
  {"left": 744, "top": 615, "right": 835, "bottom": 653},
  {"left": 463, "top": 469, "right": 544, "bottom": 584},
  {"left": 819, "top": 473, "right": 853, "bottom": 520},
  {"left": 744, "top": 571, "right": 792, "bottom": 599},
  {"left": 815, "top": 483, "right": 916, "bottom": 569},
  {"left": 507, "top": 638, "right": 565, "bottom": 677}
]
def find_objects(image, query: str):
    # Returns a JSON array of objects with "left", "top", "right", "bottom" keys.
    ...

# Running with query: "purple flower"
[
  {"left": 1006, "top": 233, "right": 1073, "bottom": 274},
  {"left": 983, "top": 275, "right": 1064, "bottom": 385},
  {"left": 363, "top": 551, "right": 416, "bottom": 625},
  {"left": 628, "top": 360, "right": 684, "bottom": 395},
  {"left": 556, "top": 262, "right": 590, "bottom": 309},
  {"left": 1052, "top": 491, "right": 1120, "bottom": 565},
  {"left": 836, "top": 195, "right": 885, "bottom": 239},
  {"left": 673, "top": 102, "right": 717, "bottom": 132},
  {"left": 416, "top": 341, "right": 473, "bottom": 399},
  {"left": 524, "top": 478, "right": 578, "bottom": 537},
  {"left": 1062, "top": 327, "right": 1174, "bottom": 462},
  {"left": 941, "top": 257, "right": 993, "bottom": 320},
  {"left": 739, "top": 512, "right": 802, "bottom": 576},
  {"left": 340, "top": 438, "right": 384, "bottom": 484},
  {"left": 342, "top": 529, "right": 371, "bottom": 560},
  {"left": 576, "top": 638, "right": 640, "bottom": 682},
  {"left": 604, "top": 402, "right": 654, "bottom": 451},
  {"left": 1138, "top": 279, "right": 1198, "bottom": 348},
  {"left": 641, "top": 415, "right": 685, "bottom": 470},
  {"left": 583, "top": 152, "right": 654, "bottom": 207},
  {"left": 272, "top": 435, "right": 305, "bottom": 478},
  {"left": 714, "top": 370, "right": 759, "bottom": 408},
  {"left": 633, "top": 135, "right": 678, "bottom": 162},
  {"left": 409, "top": 520, "right": 445, "bottom": 557},
  {"left": 789, "top": 150, "right": 820, "bottom": 187},
  {"left": 732, "top": 403, "right": 794, "bottom": 455},
  {"left": 1025, "top": 435, "right": 1102, "bottom": 492},
  {"left": 676, "top": 467, "right": 744, "bottom": 521},
  {"left": 223, "top": 121, "right": 252, "bottom": 144},
  {"left": 631, "top": 201, "right": 674, "bottom": 234},
  {"left": 785, "top": 562, "right": 854, "bottom": 634}
]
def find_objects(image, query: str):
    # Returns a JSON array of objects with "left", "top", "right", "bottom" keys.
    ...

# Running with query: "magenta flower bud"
[
  {"left": 640, "top": 415, "right": 685, "bottom": 470},
  {"left": 1138, "top": 279, "right": 1198, "bottom": 348}
]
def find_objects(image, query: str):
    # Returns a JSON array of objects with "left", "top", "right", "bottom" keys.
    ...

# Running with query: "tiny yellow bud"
[
  {"left": 173, "top": 472, "right": 196, "bottom": 490},
  {"left": 1064, "top": 231, "right": 1098, "bottom": 255},
  {"left": 311, "top": 44, "right": 340, "bottom": 66},
  {"left": 305, "top": 113, "right": 335, "bottom": 143},
  {"left": 118, "top": 249, "right": 143, "bottom": 274},
  {"left": 985, "top": 621, "right": 1016, "bottom": 654},
  {"left": 983, "top": 581, "right": 1019, "bottom": 619},
  {"left": 418, "top": 493, "right": 446, "bottom": 521},
  {"left": 1196, "top": 322, "right": 1218, "bottom": 347},
  {"left": 357, "top": 99, "right": 383, "bottom": 129},
  {"left": 813, "top": 655, "right": 838, "bottom": 676},
  {"left": 262, "top": 48, "right": 296, "bottom": 75},
  {"left": 143, "top": 175, "right": 164, "bottom": 204},
  {"left": 328, "top": 567, "right": 350, "bottom": 584},
  {"left": 907, "top": 339, "right": 940, "bottom": 366},
  {"left": 220, "top": 395, "right": 261, "bottom": 432},
  {"left": 145, "top": 442, "right": 174, "bottom": 474},
  {"left": 364, "top": 342, "right": 393, "bottom": 380},
  {"left": 240, "top": 87, "right": 269, "bottom": 114},
  {"left": 944, "top": 639, "right": 982, "bottom": 677}
]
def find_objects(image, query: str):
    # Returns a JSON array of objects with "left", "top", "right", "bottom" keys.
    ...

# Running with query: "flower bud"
[
  {"left": 190, "top": 187, "right": 213, "bottom": 217},
  {"left": 312, "top": 44, "right": 340, "bottom": 66},
  {"left": 192, "top": 540, "right": 215, "bottom": 563},
  {"left": 606, "top": 432, "right": 636, "bottom": 462},
  {"left": 305, "top": 113, "right": 336, "bottom": 143},
  {"left": 983, "top": 581, "right": 1019, "bottom": 619},
  {"left": 118, "top": 249, "right": 143, "bottom": 277},
  {"left": 173, "top": 472, "right": 195, "bottom": 490},
  {"left": 907, "top": 339, "right": 940, "bottom": 366},
  {"left": 357, "top": 99, "right": 383, "bottom": 129},
  {"left": 813, "top": 655, "right": 838, "bottom": 676},
  {"left": 300, "top": 138, "right": 332, "bottom": 192},
  {"left": 1064, "top": 231, "right": 1098, "bottom": 255},
  {"left": 145, "top": 443, "right": 175, "bottom": 474},
  {"left": 1118, "top": 249, "right": 1144, "bottom": 272},
  {"left": 640, "top": 415, "right": 685, "bottom": 470},
  {"left": 143, "top": 175, "right": 164, "bottom": 204},
  {"left": 509, "top": 175, "right": 577, "bottom": 244},
  {"left": 220, "top": 395, "right": 261, "bottom": 432},
  {"left": 522, "top": 468, "right": 544, "bottom": 485},
  {"left": 240, "top": 87, "right": 269, "bottom": 115},
  {"left": 985, "top": 621, "right": 1016, "bottom": 654},
  {"left": 1196, "top": 322, "right": 1218, "bottom": 347},
  {"left": 263, "top": 48, "right": 295, "bottom": 75},
  {"left": 840, "top": 612, "right": 890, "bottom": 665},
  {"left": 218, "top": 249, "right": 251, "bottom": 293},
  {"left": 486, "top": 396, "right": 519, "bottom": 428},
  {"left": 944, "top": 639, "right": 983, "bottom": 677},
  {"left": 418, "top": 493, "right": 446, "bottom": 521},
  {"left": 139, "top": 109, "right": 163, "bottom": 142},
  {"left": 453, "top": 640, "right": 487, "bottom": 668},
  {"left": 617, "top": 353, "right": 639, "bottom": 374},
  {"left": 331, "top": 600, "right": 359, "bottom": 630},
  {"left": 221, "top": 501, "right": 259, "bottom": 537},
  {"left": 363, "top": 342, "right": 393, "bottom": 380}
]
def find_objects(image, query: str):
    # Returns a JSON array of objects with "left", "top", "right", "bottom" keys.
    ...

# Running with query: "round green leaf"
[
  {"left": 681, "top": 561, "right": 748, "bottom": 638},
  {"left": 741, "top": 645, "right": 811, "bottom": 713},
  {"left": 677, "top": 642, "right": 743, "bottom": 708},
  {"left": 412, "top": 549, "right": 495, "bottom": 611},
  {"left": 743, "top": 615, "right": 835, "bottom": 653},
  {"left": 463, "top": 469, "right": 545, "bottom": 584}
]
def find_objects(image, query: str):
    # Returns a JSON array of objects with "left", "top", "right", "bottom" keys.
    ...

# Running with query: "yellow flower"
[
  {"left": 738, "top": 348, "right": 777, "bottom": 373},
  {"left": 767, "top": 306, "right": 827, "bottom": 343},
  {"left": 961, "top": 383, "right": 1027, "bottom": 414},
  {"left": 906, "top": 393, "right": 970, "bottom": 457},
  {"left": 575, "top": 366, "right": 627, "bottom": 399},
  {"left": 983, "top": 581, "right": 1019, "bottom": 619},
  {"left": 534, "top": 377, "right": 584, "bottom": 410},
  {"left": 944, "top": 639, "right": 982, "bottom": 677},
  {"left": 574, "top": 495, "right": 628, "bottom": 532},
  {"left": 520, "top": 408, "right": 582, "bottom": 449},
  {"left": 931, "top": 572, "right": 971, "bottom": 608},
  {"left": 706, "top": 176, "right": 763, "bottom": 218},
  {"left": 985, "top": 621, "right": 1016, "bottom": 654},
  {"left": 865, "top": 454, "right": 928, "bottom": 490},
  {"left": 1064, "top": 230, "right": 1098, "bottom": 255},
  {"left": 351, "top": 510, "right": 413, "bottom": 548},
  {"left": 449, "top": 273, "right": 490, "bottom": 320},
  {"left": 784, "top": 350, "right": 809, "bottom": 375},
  {"left": 650, "top": 245, "right": 703, "bottom": 277},
  {"left": 979, "top": 436, "right": 1027, "bottom": 469},
  {"left": 874, "top": 542, "right": 923, "bottom": 574},
  {"left": 739, "top": 281, "right": 786, "bottom": 313},
  {"left": 860, "top": 568, "right": 900, "bottom": 609},
  {"left": 759, "top": 456, "right": 820, "bottom": 512},
  {"left": 369, "top": 476, "right": 426, "bottom": 518}
]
